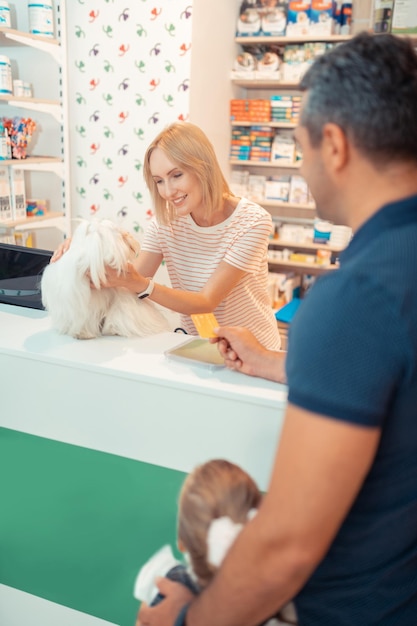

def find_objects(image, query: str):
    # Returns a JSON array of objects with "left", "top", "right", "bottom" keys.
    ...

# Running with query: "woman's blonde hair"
[
  {"left": 143, "top": 122, "right": 232, "bottom": 225},
  {"left": 177, "top": 459, "right": 262, "bottom": 588}
]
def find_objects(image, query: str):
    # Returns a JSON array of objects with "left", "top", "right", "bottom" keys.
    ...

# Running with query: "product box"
[
  {"left": 261, "top": 2, "right": 288, "bottom": 35},
  {"left": 281, "top": 44, "right": 308, "bottom": 83},
  {"left": 230, "top": 169, "right": 250, "bottom": 197},
  {"left": 0, "top": 165, "right": 12, "bottom": 222},
  {"left": 332, "top": 0, "right": 342, "bottom": 33},
  {"left": 248, "top": 175, "right": 266, "bottom": 202},
  {"left": 255, "top": 52, "right": 280, "bottom": 80},
  {"left": 373, "top": 0, "right": 394, "bottom": 33},
  {"left": 286, "top": 0, "right": 311, "bottom": 36},
  {"left": 391, "top": 0, "right": 417, "bottom": 35},
  {"left": 236, "top": 1, "right": 262, "bottom": 36},
  {"left": 265, "top": 175, "right": 291, "bottom": 201},
  {"left": 288, "top": 175, "right": 309, "bottom": 204},
  {"left": 340, "top": 1, "right": 352, "bottom": 34},
  {"left": 271, "top": 132, "right": 296, "bottom": 165},
  {"left": 9, "top": 168, "right": 26, "bottom": 220},
  {"left": 231, "top": 52, "right": 257, "bottom": 80},
  {"left": 309, "top": 0, "right": 333, "bottom": 35}
]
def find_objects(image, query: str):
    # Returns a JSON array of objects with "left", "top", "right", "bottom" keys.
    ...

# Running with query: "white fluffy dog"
[{"left": 41, "top": 219, "right": 171, "bottom": 339}]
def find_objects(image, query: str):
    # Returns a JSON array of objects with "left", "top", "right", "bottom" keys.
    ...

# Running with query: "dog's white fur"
[{"left": 41, "top": 219, "right": 171, "bottom": 339}]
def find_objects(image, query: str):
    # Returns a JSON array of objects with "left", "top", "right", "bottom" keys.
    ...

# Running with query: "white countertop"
[{"left": 0, "top": 303, "right": 287, "bottom": 408}]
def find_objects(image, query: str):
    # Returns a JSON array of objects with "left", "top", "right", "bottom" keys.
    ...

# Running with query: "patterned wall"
[{"left": 66, "top": 0, "right": 193, "bottom": 240}]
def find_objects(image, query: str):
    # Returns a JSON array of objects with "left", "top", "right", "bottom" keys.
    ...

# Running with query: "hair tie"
[{"left": 207, "top": 509, "right": 257, "bottom": 567}]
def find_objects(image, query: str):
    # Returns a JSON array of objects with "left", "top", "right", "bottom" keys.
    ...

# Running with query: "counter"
[{"left": 0, "top": 303, "right": 287, "bottom": 626}]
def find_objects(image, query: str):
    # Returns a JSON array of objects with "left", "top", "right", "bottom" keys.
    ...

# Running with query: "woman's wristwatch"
[{"left": 137, "top": 278, "right": 155, "bottom": 300}]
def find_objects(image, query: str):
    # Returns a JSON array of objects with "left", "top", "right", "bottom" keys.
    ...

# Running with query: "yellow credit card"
[{"left": 190, "top": 313, "right": 219, "bottom": 338}]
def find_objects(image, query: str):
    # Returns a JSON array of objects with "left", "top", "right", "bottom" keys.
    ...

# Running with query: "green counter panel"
[{"left": 0, "top": 427, "right": 186, "bottom": 626}]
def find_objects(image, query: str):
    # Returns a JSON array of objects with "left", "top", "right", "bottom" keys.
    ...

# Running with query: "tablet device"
[{"left": 164, "top": 338, "right": 225, "bottom": 370}]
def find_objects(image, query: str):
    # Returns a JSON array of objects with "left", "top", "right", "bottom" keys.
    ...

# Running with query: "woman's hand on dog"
[
  {"left": 50, "top": 238, "right": 72, "bottom": 263},
  {"left": 101, "top": 262, "right": 149, "bottom": 293}
]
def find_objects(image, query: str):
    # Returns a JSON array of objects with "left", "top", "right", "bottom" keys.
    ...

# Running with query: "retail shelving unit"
[
  {"left": 0, "top": 0, "right": 70, "bottom": 248},
  {"left": 231, "top": 32, "right": 352, "bottom": 275}
]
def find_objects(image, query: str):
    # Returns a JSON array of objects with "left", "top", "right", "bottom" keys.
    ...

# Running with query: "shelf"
[
  {"left": 0, "top": 156, "right": 64, "bottom": 177},
  {"left": 0, "top": 27, "right": 61, "bottom": 62},
  {"left": 268, "top": 258, "right": 339, "bottom": 276},
  {"left": 232, "top": 79, "right": 300, "bottom": 88},
  {"left": 262, "top": 200, "right": 315, "bottom": 211},
  {"left": 231, "top": 120, "right": 296, "bottom": 128},
  {"left": 0, "top": 95, "right": 62, "bottom": 121},
  {"left": 230, "top": 159, "right": 301, "bottom": 168},
  {"left": 0, "top": 211, "right": 64, "bottom": 232},
  {"left": 235, "top": 34, "right": 353, "bottom": 44},
  {"left": 269, "top": 239, "right": 345, "bottom": 253}
]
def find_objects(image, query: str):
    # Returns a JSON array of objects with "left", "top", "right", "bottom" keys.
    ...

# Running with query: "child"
[{"left": 134, "top": 459, "right": 297, "bottom": 625}]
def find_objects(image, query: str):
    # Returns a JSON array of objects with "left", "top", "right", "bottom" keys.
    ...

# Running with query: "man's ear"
[
  {"left": 177, "top": 539, "right": 186, "bottom": 552},
  {"left": 321, "top": 123, "right": 349, "bottom": 173}
]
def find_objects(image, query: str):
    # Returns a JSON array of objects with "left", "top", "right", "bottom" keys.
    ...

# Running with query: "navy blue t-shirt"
[{"left": 286, "top": 195, "right": 417, "bottom": 625}]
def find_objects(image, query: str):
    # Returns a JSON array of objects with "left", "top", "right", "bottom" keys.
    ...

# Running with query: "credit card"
[{"left": 190, "top": 312, "right": 219, "bottom": 338}]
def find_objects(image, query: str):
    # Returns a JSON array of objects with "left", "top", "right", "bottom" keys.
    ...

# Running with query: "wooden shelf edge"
[
  {"left": 230, "top": 159, "right": 301, "bottom": 168},
  {"left": 235, "top": 34, "right": 353, "bottom": 44},
  {"left": 0, "top": 211, "right": 64, "bottom": 229}
]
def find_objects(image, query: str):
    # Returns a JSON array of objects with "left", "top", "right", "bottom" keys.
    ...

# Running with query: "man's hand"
[
  {"left": 210, "top": 326, "right": 286, "bottom": 383},
  {"left": 137, "top": 577, "right": 195, "bottom": 626}
]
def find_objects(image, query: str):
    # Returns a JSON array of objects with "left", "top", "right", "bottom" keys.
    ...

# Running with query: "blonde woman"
[
  {"left": 134, "top": 459, "right": 296, "bottom": 625},
  {"left": 52, "top": 122, "right": 281, "bottom": 350}
]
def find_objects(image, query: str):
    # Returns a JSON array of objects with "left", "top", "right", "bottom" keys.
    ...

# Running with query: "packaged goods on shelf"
[
  {"left": 271, "top": 131, "right": 296, "bottom": 164},
  {"left": 9, "top": 168, "right": 26, "bottom": 220},
  {"left": 333, "top": 0, "right": 343, "bottom": 33},
  {"left": 232, "top": 51, "right": 257, "bottom": 79},
  {"left": 340, "top": 1, "right": 353, "bottom": 34},
  {"left": 236, "top": 1, "right": 262, "bottom": 36},
  {"left": 281, "top": 44, "right": 306, "bottom": 83},
  {"left": 14, "top": 230, "right": 34, "bottom": 247},
  {"left": 230, "top": 126, "right": 251, "bottom": 160},
  {"left": 329, "top": 224, "right": 352, "bottom": 248},
  {"left": 230, "top": 99, "right": 272, "bottom": 123},
  {"left": 0, "top": 234, "right": 15, "bottom": 244},
  {"left": 13, "top": 80, "right": 33, "bottom": 98},
  {"left": 28, "top": 0, "right": 55, "bottom": 38},
  {"left": 250, "top": 125, "right": 275, "bottom": 161},
  {"left": 0, "top": 165, "right": 12, "bottom": 222},
  {"left": 0, "top": 2, "right": 11, "bottom": 28},
  {"left": 270, "top": 95, "right": 301, "bottom": 124},
  {"left": 265, "top": 175, "right": 291, "bottom": 202},
  {"left": 289, "top": 175, "right": 309, "bottom": 204},
  {"left": 230, "top": 170, "right": 250, "bottom": 197},
  {"left": 256, "top": 52, "right": 280, "bottom": 79},
  {"left": 0, "top": 119, "right": 11, "bottom": 160},
  {"left": 230, "top": 125, "right": 274, "bottom": 162},
  {"left": 391, "top": 0, "right": 417, "bottom": 35},
  {"left": 236, "top": 0, "right": 288, "bottom": 37},
  {"left": 313, "top": 219, "right": 332, "bottom": 244},
  {"left": 279, "top": 223, "right": 314, "bottom": 243},
  {"left": 0, "top": 54, "right": 12, "bottom": 95},
  {"left": 282, "top": 41, "right": 331, "bottom": 82},
  {"left": 286, "top": 0, "right": 312, "bottom": 36},
  {"left": 316, "top": 248, "right": 332, "bottom": 266},
  {"left": 26, "top": 198, "right": 48, "bottom": 217},
  {"left": 248, "top": 174, "right": 266, "bottom": 202},
  {"left": 309, "top": 0, "right": 333, "bottom": 36},
  {"left": 261, "top": 2, "right": 288, "bottom": 35},
  {"left": 268, "top": 271, "right": 301, "bottom": 308},
  {"left": 372, "top": 0, "right": 394, "bottom": 33}
]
